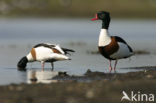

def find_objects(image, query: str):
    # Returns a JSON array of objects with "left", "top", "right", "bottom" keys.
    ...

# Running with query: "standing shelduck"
[
  {"left": 17, "top": 43, "right": 75, "bottom": 71},
  {"left": 91, "top": 11, "right": 133, "bottom": 72}
]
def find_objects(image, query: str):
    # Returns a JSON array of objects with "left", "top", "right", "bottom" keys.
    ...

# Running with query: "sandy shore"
[{"left": 0, "top": 68, "right": 156, "bottom": 103}]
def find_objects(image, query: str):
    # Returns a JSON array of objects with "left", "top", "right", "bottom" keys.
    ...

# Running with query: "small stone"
[
  {"left": 86, "top": 90, "right": 94, "bottom": 99},
  {"left": 66, "top": 97, "right": 77, "bottom": 103},
  {"left": 8, "top": 85, "right": 14, "bottom": 91},
  {"left": 16, "top": 86, "right": 23, "bottom": 91},
  {"left": 146, "top": 75, "right": 153, "bottom": 79}
]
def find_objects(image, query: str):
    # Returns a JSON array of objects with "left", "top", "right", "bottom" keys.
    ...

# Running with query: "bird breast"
[{"left": 98, "top": 29, "right": 111, "bottom": 47}]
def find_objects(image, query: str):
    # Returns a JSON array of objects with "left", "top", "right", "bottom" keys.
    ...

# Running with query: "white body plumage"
[{"left": 26, "top": 45, "right": 69, "bottom": 62}]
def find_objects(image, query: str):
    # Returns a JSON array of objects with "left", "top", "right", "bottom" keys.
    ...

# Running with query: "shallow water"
[{"left": 0, "top": 18, "right": 156, "bottom": 85}]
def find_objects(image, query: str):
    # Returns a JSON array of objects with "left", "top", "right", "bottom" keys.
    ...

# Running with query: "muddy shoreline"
[{"left": 0, "top": 68, "right": 156, "bottom": 103}]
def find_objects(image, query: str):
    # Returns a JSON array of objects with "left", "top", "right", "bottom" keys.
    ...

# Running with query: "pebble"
[{"left": 86, "top": 90, "right": 94, "bottom": 99}]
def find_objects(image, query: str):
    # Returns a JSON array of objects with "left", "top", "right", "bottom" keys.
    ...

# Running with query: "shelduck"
[
  {"left": 17, "top": 43, "right": 75, "bottom": 71},
  {"left": 92, "top": 11, "right": 133, "bottom": 72}
]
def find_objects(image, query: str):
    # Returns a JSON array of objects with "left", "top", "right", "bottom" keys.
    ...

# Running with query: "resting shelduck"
[
  {"left": 92, "top": 11, "right": 133, "bottom": 72},
  {"left": 17, "top": 43, "right": 75, "bottom": 71}
]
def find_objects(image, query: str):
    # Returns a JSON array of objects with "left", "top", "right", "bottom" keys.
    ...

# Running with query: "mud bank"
[{"left": 0, "top": 69, "right": 156, "bottom": 103}]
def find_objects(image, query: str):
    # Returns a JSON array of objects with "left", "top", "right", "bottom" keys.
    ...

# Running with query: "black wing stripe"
[
  {"left": 127, "top": 45, "right": 133, "bottom": 52},
  {"left": 61, "top": 48, "right": 75, "bottom": 55},
  {"left": 113, "top": 36, "right": 127, "bottom": 44},
  {"left": 34, "top": 43, "right": 55, "bottom": 48}
]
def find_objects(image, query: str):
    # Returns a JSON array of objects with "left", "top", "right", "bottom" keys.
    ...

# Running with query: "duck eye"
[{"left": 99, "top": 14, "right": 105, "bottom": 19}]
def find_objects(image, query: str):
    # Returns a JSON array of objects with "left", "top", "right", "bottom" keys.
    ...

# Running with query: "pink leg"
[
  {"left": 41, "top": 62, "right": 45, "bottom": 71},
  {"left": 109, "top": 60, "right": 112, "bottom": 72},
  {"left": 113, "top": 60, "right": 118, "bottom": 72}
]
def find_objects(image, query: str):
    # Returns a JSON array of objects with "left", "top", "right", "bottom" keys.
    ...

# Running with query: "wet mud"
[{"left": 0, "top": 67, "right": 156, "bottom": 103}]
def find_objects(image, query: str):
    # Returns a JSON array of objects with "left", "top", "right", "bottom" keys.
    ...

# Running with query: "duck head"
[
  {"left": 92, "top": 11, "right": 111, "bottom": 29},
  {"left": 17, "top": 56, "right": 28, "bottom": 71}
]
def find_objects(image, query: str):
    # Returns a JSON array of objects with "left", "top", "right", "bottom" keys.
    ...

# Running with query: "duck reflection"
[{"left": 27, "top": 70, "right": 59, "bottom": 84}]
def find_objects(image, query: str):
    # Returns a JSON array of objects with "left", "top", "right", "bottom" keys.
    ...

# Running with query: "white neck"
[
  {"left": 98, "top": 29, "right": 111, "bottom": 47},
  {"left": 26, "top": 53, "right": 34, "bottom": 62}
]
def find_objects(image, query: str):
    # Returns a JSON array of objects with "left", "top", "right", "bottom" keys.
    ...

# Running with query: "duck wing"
[
  {"left": 113, "top": 36, "right": 133, "bottom": 52},
  {"left": 61, "top": 48, "right": 75, "bottom": 55},
  {"left": 33, "top": 43, "right": 75, "bottom": 55}
]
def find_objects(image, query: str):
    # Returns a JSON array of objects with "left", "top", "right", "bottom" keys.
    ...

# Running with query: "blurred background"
[
  {"left": 0, "top": 0, "right": 156, "bottom": 85},
  {"left": 0, "top": 0, "right": 156, "bottom": 18}
]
